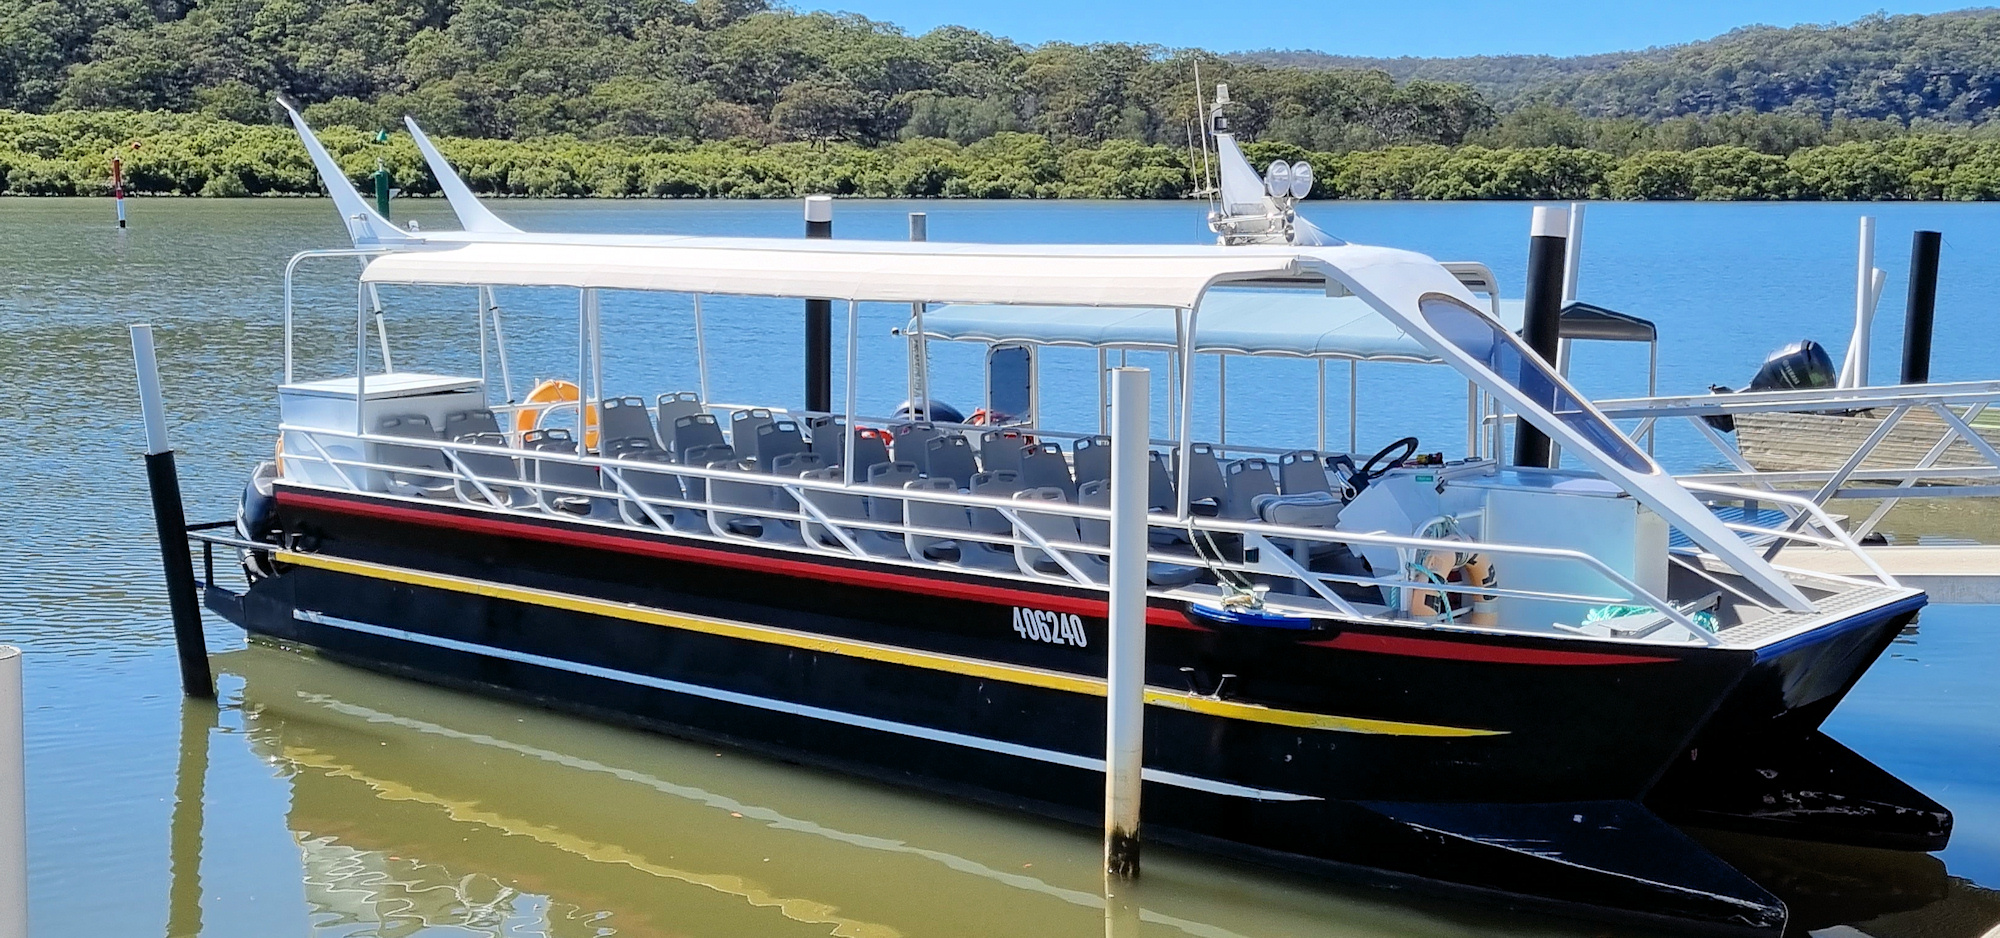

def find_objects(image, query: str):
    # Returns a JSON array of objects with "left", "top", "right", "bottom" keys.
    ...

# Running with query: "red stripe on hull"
[
  {"left": 1305, "top": 632, "right": 1675, "bottom": 666},
  {"left": 277, "top": 488, "right": 1204, "bottom": 630}
]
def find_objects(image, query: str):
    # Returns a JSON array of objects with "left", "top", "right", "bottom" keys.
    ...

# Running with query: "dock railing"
[
  {"left": 214, "top": 420, "right": 1915, "bottom": 646},
  {"left": 1595, "top": 380, "right": 2000, "bottom": 541}
]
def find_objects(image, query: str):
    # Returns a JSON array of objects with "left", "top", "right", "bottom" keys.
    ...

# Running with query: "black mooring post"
[
  {"left": 1513, "top": 205, "right": 1569, "bottom": 469},
  {"left": 132, "top": 325, "right": 214, "bottom": 699},
  {"left": 1902, "top": 230, "right": 1942, "bottom": 385},
  {"left": 804, "top": 196, "right": 833, "bottom": 413}
]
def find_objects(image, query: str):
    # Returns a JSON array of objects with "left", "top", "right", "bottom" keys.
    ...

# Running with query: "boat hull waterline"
[{"left": 202, "top": 484, "right": 1941, "bottom": 934}]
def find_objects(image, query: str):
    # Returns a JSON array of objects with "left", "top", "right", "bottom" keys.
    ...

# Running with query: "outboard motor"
[
  {"left": 236, "top": 461, "right": 280, "bottom": 580},
  {"left": 1747, "top": 340, "right": 1838, "bottom": 392},
  {"left": 1704, "top": 340, "right": 1838, "bottom": 432},
  {"left": 893, "top": 399, "right": 965, "bottom": 424}
]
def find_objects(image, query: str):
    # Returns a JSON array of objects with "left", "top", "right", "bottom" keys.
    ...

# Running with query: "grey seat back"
[
  {"left": 442, "top": 408, "right": 501, "bottom": 440},
  {"left": 1019, "top": 442, "right": 1076, "bottom": 501},
  {"left": 1223, "top": 457, "right": 1278, "bottom": 520},
  {"left": 864, "top": 461, "right": 920, "bottom": 527},
  {"left": 1011, "top": 487, "right": 1095, "bottom": 580},
  {"left": 599, "top": 396, "right": 656, "bottom": 452},
  {"left": 1073, "top": 435, "right": 1112, "bottom": 488},
  {"left": 1181, "top": 443, "right": 1228, "bottom": 512},
  {"left": 655, "top": 392, "right": 703, "bottom": 445},
  {"left": 968, "top": 469, "right": 1021, "bottom": 535},
  {"left": 979, "top": 430, "right": 1028, "bottom": 473},
  {"left": 924, "top": 434, "right": 978, "bottom": 488},
  {"left": 891, "top": 423, "right": 944, "bottom": 473},
  {"left": 451, "top": 431, "right": 517, "bottom": 505},
  {"left": 1079, "top": 479, "right": 1203, "bottom": 588},
  {"left": 610, "top": 448, "right": 681, "bottom": 527},
  {"left": 377, "top": 414, "right": 452, "bottom": 495},
  {"left": 903, "top": 477, "right": 967, "bottom": 563},
  {"left": 1146, "top": 451, "right": 1177, "bottom": 511},
  {"left": 754, "top": 419, "right": 809, "bottom": 471},
  {"left": 523, "top": 428, "right": 599, "bottom": 514},
  {"left": 1278, "top": 450, "right": 1333, "bottom": 496},
  {"left": 771, "top": 451, "right": 824, "bottom": 478},
  {"left": 677, "top": 442, "right": 735, "bottom": 505},
  {"left": 731, "top": 408, "right": 776, "bottom": 450},
  {"left": 672, "top": 414, "right": 725, "bottom": 460},
  {"left": 807, "top": 415, "right": 844, "bottom": 459}
]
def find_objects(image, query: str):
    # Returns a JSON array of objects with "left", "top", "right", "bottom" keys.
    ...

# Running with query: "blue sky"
[{"left": 800, "top": 1, "right": 1972, "bottom": 57}]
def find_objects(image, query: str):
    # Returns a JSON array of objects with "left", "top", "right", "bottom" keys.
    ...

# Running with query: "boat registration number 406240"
[{"left": 1012, "top": 607, "right": 1088, "bottom": 647}]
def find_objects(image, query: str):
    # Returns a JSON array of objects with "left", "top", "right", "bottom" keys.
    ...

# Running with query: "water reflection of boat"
[{"left": 224, "top": 644, "right": 1545, "bottom": 938}]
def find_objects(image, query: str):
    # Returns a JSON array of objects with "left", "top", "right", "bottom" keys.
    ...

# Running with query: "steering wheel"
[{"left": 1355, "top": 437, "right": 1420, "bottom": 490}]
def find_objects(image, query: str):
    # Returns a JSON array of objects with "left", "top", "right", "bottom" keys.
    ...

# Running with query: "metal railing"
[
  {"left": 244, "top": 419, "right": 1915, "bottom": 647},
  {"left": 1595, "top": 380, "right": 2000, "bottom": 541}
]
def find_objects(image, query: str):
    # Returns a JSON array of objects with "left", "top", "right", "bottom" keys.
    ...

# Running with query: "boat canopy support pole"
[
  {"left": 694, "top": 295, "right": 710, "bottom": 405},
  {"left": 484, "top": 287, "right": 515, "bottom": 405},
  {"left": 843, "top": 300, "right": 859, "bottom": 485},
  {"left": 909, "top": 213, "right": 929, "bottom": 420},
  {"left": 130, "top": 325, "right": 214, "bottom": 700},
  {"left": 368, "top": 284, "right": 393, "bottom": 374},
  {"left": 1175, "top": 308, "right": 1198, "bottom": 520},
  {"left": 1317, "top": 360, "right": 1327, "bottom": 453},
  {"left": 1104, "top": 366, "right": 1149, "bottom": 882},
  {"left": 1217, "top": 354, "right": 1227, "bottom": 447},
  {"left": 1348, "top": 362, "right": 1358, "bottom": 455}
]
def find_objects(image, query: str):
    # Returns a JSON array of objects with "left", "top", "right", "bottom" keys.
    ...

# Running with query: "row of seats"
[{"left": 367, "top": 394, "right": 1358, "bottom": 584}]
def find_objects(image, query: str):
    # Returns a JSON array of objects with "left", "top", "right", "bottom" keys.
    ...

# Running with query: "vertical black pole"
[
  {"left": 132, "top": 325, "right": 214, "bottom": 699},
  {"left": 805, "top": 196, "right": 833, "bottom": 413},
  {"left": 1514, "top": 205, "right": 1568, "bottom": 469},
  {"left": 1901, "top": 230, "right": 1941, "bottom": 385}
]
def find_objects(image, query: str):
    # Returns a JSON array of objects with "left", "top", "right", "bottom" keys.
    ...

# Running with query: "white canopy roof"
[
  {"left": 918, "top": 293, "right": 1532, "bottom": 362},
  {"left": 357, "top": 238, "right": 1445, "bottom": 310}
]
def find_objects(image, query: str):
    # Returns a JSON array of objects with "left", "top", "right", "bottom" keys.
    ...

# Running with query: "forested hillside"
[
  {"left": 1230, "top": 51, "right": 1639, "bottom": 103},
  {"left": 0, "top": 0, "right": 1488, "bottom": 150},
  {"left": 1245, "top": 10, "right": 2000, "bottom": 125}
]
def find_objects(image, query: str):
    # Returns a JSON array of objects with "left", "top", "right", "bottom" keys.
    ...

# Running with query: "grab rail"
[{"left": 270, "top": 422, "right": 1875, "bottom": 646}]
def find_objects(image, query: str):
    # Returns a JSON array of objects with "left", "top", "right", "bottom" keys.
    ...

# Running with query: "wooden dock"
[{"left": 1777, "top": 545, "right": 2000, "bottom": 605}]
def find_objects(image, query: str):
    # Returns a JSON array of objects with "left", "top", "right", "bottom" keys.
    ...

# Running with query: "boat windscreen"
[{"left": 1418, "top": 294, "right": 1654, "bottom": 474}]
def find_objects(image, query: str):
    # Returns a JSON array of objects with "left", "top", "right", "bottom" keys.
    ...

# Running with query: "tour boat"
[{"left": 186, "top": 110, "right": 1953, "bottom": 935}]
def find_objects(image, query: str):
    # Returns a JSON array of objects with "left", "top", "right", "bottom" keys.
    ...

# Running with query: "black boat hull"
[{"left": 199, "top": 485, "right": 1942, "bottom": 933}]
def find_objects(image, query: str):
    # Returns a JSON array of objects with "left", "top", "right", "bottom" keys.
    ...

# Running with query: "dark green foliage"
[
  {"left": 18, "top": 108, "right": 2000, "bottom": 201},
  {"left": 0, "top": 0, "right": 1498, "bottom": 150}
]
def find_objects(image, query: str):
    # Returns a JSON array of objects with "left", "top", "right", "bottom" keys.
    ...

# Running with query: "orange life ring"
[{"left": 515, "top": 379, "right": 598, "bottom": 449}]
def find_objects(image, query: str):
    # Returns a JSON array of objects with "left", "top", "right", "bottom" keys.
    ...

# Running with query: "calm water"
[{"left": 3, "top": 196, "right": 1998, "bottom": 937}]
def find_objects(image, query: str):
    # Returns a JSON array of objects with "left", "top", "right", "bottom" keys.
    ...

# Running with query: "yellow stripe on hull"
[{"left": 277, "top": 550, "right": 1505, "bottom": 739}]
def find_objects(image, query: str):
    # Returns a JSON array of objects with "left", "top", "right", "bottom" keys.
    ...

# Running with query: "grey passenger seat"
[
  {"left": 903, "top": 477, "right": 967, "bottom": 563},
  {"left": 655, "top": 392, "right": 704, "bottom": 447},
  {"left": 523, "top": 428, "right": 598, "bottom": 515},
  {"left": 599, "top": 396, "right": 657, "bottom": 453},
  {"left": 451, "top": 431, "right": 520, "bottom": 506},
  {"left": 1019, "top": 442, "right": 1077, "bottom": 501},
  {"left": 1078, "top": 480, "right": 1202, "bottom": 587},
  {"left": 1222, "top": 458, "right": 1279, "bottom": 520},
  {"left": 1180, "top": 443, "right": 1228, "bottom": 516},
  {"left": 608, "top": 445, "right": 682, "bottom": 527},
  {"left": 1072, "top": 436, "right": 1112, "bottom": 488},
  {"left": 958, "top": 470, "right": 1023, "bottom": 569},
  {"left": 376, "top": 414, "right": 455, "bottom": 498},
  {"left": 671, "top": 414, "right": 726, "bottom": 460},
  {"left": 1010, "top": 487, "right": 1099, "bottom": 581},
  {"left": 798, "top": 465, "right": 903, "bottom": 557},
  {"left": 443, "top": 408, "right": 502, "bottom": 441},
  {"left": 979, "top": 430, "right": 1028, "bottom": 473},
  {"left": 924, "top": 434, "right": 979, "bottom": 488},
  {"left": 863, "top": 461, "right": 921, "bottom": 545}
]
